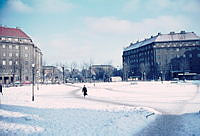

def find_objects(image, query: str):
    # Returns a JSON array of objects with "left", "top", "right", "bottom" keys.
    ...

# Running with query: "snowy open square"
[{"left": 0, "top": 81, "right": 200, "bottom": 136}]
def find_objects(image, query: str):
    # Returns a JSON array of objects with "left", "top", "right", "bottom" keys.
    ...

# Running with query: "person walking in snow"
[
  {"left": 0, "top": 83, "right": 3, "bottom": 95},
  {"left": 82, "top": 85, "right": 87, "bottom": 98}
]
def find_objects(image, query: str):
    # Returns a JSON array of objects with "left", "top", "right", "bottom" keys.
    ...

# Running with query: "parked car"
[{"left": 14, "top": 81, "right": 21, "bottom": 86}]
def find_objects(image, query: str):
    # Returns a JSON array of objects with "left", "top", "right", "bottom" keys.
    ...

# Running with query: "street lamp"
[
  {"left": 42, "top": 68, "right": 45, "bottom": 84},
  {"left": 62, "top": 66, "right": 65, "bottom": 84},
  {"left": 32, "top": 64, "right": 35, "bottom": 101}
]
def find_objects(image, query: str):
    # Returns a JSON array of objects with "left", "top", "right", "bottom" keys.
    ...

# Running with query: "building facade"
[
  {"left": 42, "top": 66, "right": 62, "bottom": 84},
  {"left": 122, "top": 31, "right": 200, "bottom": 80},
  {"left": 90, "top": 65, "right": 115, "bottom": 81},
  {"left": 0, "top": 26, "right": 43, "bottom": 84}
]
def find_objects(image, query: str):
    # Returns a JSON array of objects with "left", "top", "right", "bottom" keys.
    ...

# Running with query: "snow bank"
[
  {"left": 0, "top": 104, "right": 156, "bottom": 136},
  {"left": 1, "top": 80, "right": 199, "bottom": 135},
  {"left": 0, "top": 83, "right": 157, "bottom": 136}
]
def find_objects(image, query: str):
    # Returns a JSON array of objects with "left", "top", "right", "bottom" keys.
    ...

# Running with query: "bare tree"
[
  {"left": 70, "top": 62, "right": 78, "bottom": 72},
  {"left": 69, "top": 62, "right": 78, "bottom": 81},
  {"left": 89, "top": 59, "right": 94, "bottom": 81},
  {"left": 139, "top": 61, "right": 150, "bottom": 80},
  {"left": 80, "top": 62, "right": 90, "bottom": 82},
  {"left": 123, "top": 62, "right": 129, "bottom": 81}
]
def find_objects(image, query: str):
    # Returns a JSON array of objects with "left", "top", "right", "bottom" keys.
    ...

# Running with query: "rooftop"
[
  {"left": 0, "top": 26, "right": 30, "bottom": 39},
  {"left": 124, "top": 31, "right": 200, "bottom": 51}
]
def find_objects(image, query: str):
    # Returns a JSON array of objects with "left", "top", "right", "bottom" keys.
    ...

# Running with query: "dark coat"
[
  {"left": 0, "top": 84, "right": 2, "bottom": 94},
  {"left": 82, "top": 86, "right": 87, "bottom": 96}
]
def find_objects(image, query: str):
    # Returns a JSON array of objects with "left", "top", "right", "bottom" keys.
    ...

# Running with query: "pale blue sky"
[{"left": 0, "top": 0, "right": 200, "bottom": 67}]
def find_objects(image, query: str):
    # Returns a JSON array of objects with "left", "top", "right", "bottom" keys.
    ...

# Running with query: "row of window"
[
  {"left": 124, "top": 50, "right": 154, "bottom": 57},
  {"left": 157, "top": 53, "right": 200, "bottom": 61},
  {"left": 1, "top": 44, "right": 19, "bottom": 49},
  {"left": 156, "top": 48, "right": 181, "bottom": 54},
  {"left": 1, "top": 60, "right": 31, "bottom": 66},
  {"left": 1, "top": 53, "right": 28, "bottom": 57},
  {"left": 0, "top": 69, "right": 30, "bottom": 75},
  {"left": 126, "top": 51, "right": 154, "bottom": 60},
  {"left": 1, "top": 60, "right": 18, "bottom": 66},
  {"left": 128, "top": 57, "right": 154, "bottom": 64},
  {"left": 155, "top": 41, "right": 199, "bottom": 48},
  {"left": 0, "top": 37, "right": 32, "bottom": 43},
  {"left": 0, "top": 44, "right": 29, "bottom": 50}
]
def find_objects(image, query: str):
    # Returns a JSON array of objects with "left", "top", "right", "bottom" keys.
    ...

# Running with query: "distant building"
[
  {"left": 90, "top": 65, "right": 115, "bottom": 81},
  {"left": 0, "top": 26, "right": 43, "bottom": 84},
  {"left": 122, "top": 31, "right": 200, "bottom": 80},
  {"left": 42, "top": 66, "right": 62, "bottom": 83}
]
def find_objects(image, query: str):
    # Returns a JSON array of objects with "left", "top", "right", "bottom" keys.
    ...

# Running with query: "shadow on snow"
[{"left": 135, "top": 112, "right": 200, "bottom": 136}]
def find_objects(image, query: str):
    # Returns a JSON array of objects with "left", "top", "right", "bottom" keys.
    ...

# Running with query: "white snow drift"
[{"left": 0, "top": 81, "right": 200, "bottom": 136}]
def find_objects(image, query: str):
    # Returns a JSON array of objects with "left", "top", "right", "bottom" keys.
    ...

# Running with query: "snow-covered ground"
[{"left": 0, "top": 81, "right": 200, "bottom": 136}]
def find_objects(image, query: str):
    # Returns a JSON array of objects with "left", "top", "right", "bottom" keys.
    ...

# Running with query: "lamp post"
[
  {"left": 42, "top": 68, "right": 45, "bottom": 84},
  {"left": 32, "top": 64, "right": 35, "bottom": 101},
  {"left": 62, "top": 66, "right": 65, "bottom": 84}
]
